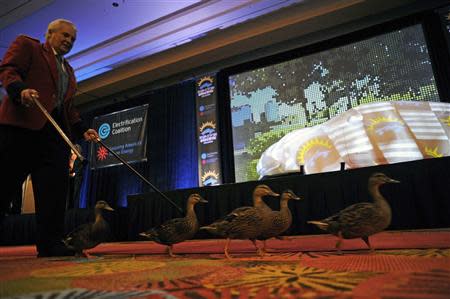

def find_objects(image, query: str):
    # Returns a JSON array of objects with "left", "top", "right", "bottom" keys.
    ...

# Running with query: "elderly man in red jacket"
[{"left": 0, "top": 19, "right": 99, "bottom": 257}]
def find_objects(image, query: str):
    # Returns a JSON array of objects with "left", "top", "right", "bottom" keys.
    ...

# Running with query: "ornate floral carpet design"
[{"left": 1, "top": 230, "right": 450, "bottom": 299}]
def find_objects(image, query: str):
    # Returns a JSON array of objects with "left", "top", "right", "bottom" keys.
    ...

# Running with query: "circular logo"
[{"left": 98, "top": 123, "right": 111, "bottom": 139}]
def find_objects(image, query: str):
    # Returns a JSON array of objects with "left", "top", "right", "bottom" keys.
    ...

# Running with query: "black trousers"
[{"left": 0, "top": 118, "right": 70, "bottom": 252}]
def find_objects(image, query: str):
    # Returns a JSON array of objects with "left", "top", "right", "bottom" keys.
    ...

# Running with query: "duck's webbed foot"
[
  {"left": 250, "top": 239, "right": 264, "bottom": 257},
  {"left": 224, "top": 238, "right": 232, "bottom": 259},
  {"left": 75, "top": 251, "right": 90, "bottom": 258},
  {"left": 257, "top": 247, "right": 266, "bottom": 257},
  {"left": 361, "top": 236, "right": 374, "bottom": 253},
  {"left": 167, "top": 245, "right": 179, "bottom": 257},
  {"left": 335, "top": 231, "right": 343, "bottom": 255}
]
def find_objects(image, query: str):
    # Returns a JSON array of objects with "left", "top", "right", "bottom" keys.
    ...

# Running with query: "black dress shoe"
[{"left": 37, "top": 243, "right": 76, "bottom": 257}]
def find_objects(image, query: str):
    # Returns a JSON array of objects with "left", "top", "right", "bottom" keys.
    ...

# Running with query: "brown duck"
[
  {"left": 308, "top": 172, "right": 399, "bottom": 253},
  {"left": 140, "top": 193, "right": 207, "bottom": 257},
  {"left": 63, "top": 200, "right": 114, "bottom": 257},
  {"left": 200, "top": 184, "right": 279, "bottom": 259},
  {"left": 257, "top": 189, "right": 301, "bottom": 255}
]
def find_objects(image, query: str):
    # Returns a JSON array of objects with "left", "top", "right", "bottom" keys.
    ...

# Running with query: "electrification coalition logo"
[
  {"left": 97, "top": 146, "right": 108, "bottom": 161},
  {"left": 201, "top": 170, "right": 219, "bottom": 186},
  {"left": 198, "top": 103, "right": 216, "bottom": 117},
  {"left": 199, "top": 121, "right": 218, "bottom": 145},
  {"left": 98, "top": 123, "right": 111, "bottom": 139},
  {"left": 197, "top": 76, "right": 215, "bottom": 98},
  {"left": 96, "top": 123, "right": 111, "bottom": 161},
  {"left": 200, "top": 151, "right": 219, "bottom": 165}
]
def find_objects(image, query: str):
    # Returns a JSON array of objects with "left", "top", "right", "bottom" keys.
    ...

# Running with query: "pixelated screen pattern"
[{"left": 228, "top": 24, "right": 441, "bottom": 183}]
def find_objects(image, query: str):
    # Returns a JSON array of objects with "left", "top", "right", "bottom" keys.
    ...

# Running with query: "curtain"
[{"left": 78, "top": 80, "right": 199, "bottom": 208}]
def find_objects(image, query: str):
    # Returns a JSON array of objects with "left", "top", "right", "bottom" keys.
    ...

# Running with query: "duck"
[
  {"left": 63, "top": 200, "right": 114, "bottom": 257},
  {"left": 200, "top": 184, "right": 279, "bottom": 259},
  {"left": 139, "top": 193, "right": 207, "bottom": 257},
  {"left": 257, "top": 189, "right": 301, "bottom": 255},
  {"left": 308, "top": 172, "right": 400, "bottom": 253}
]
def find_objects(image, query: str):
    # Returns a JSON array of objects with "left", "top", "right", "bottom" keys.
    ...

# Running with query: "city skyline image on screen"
[{"left": 229, "top": 24, "right": 443, "bottom": 183}]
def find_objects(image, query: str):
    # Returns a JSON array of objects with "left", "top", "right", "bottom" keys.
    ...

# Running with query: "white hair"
[{"left": 45, "top": 19, "right": 77, "bottom": 40}]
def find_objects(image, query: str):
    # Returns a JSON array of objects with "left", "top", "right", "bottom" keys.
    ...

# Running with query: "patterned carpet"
[{"left": 1, "top": 230, "right": 450, "bottom": 299}]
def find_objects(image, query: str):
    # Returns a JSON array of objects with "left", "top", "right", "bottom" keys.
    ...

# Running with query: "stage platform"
[
  {"left": 1, "top": 230, "right": 450, "bottom": 299},
  {"left": 1, "top": 157, "right": 450, "bottom": 246},
  {"left": 2, "top": 229, "right": 450, "bottom": 257}
]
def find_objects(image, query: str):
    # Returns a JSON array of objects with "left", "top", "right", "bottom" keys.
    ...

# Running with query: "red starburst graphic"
[{"left": 97, "top": 146, "right": 108, "bottom": 161}]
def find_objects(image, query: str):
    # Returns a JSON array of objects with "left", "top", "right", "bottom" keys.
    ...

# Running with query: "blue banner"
[
  {"left": 196, "top": 74, "right": 222, "bottom": 186},
  {"left": 90, "top": 104, "right": 148, "bottom": 169}
]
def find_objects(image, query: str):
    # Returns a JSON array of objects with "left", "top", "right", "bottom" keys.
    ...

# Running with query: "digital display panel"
[{"left": 229, "top": 24, "right": 443, "bottom": 183}]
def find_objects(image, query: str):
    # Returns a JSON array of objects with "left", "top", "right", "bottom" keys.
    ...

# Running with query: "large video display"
[{"left": 229, "top": 24, "right": 444, "bottom": 183}]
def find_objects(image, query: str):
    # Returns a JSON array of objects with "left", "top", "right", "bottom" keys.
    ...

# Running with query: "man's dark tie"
[{"left": 56, "top": 55, "right": 66, "bottom": 72}]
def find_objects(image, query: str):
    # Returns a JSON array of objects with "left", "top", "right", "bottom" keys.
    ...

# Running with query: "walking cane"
[
  {"left": 32, "top": 97, "right": 183, "bottom": 214},
  {"left": 95, "top": 138, "right": 183, "bottom": 214},
  {"left": 32, "top": 96, "right": 85, "bottom": 161}
]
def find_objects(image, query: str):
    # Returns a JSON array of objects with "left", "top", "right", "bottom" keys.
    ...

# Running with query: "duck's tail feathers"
[
  {"left": 200, "top": 223, "right": 226, "bottom": 234},
  {"left": 199, "top": 225, "right": 217, "bottom": 233},
  {"left": 139, "top": 231, "right": 157, "bottom": 239},
  {"left": 62, "top": 237, "right": 74, "bottom": 249},
  {"left": 307, "top": 220, "right": 329, "bottom": 230},
  {"left": 200, "top": 223, "right": 228, "bottom": 237}
]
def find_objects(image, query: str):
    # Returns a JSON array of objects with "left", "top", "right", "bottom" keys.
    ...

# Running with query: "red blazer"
[{"left": 0, "top": 35, "right": 84, "bottom": 139}]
